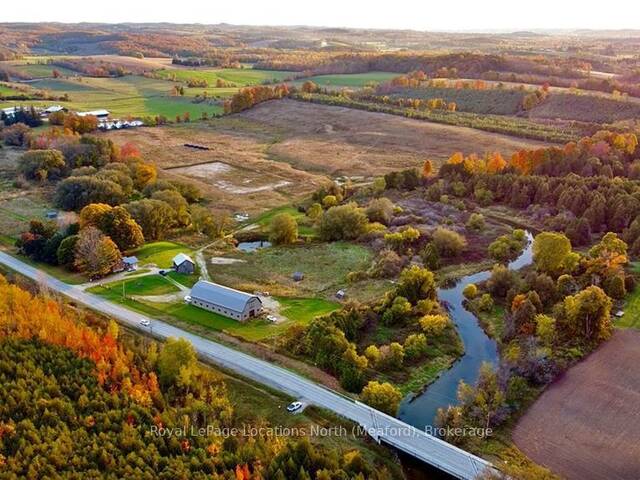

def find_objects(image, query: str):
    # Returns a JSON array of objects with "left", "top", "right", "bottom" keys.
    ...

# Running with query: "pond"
[
  {"left": 237, "top": 240, "right": 272, "bottom": 252},
  {"left": 398, "top": 232, "right": 534, "bottom": 429}
]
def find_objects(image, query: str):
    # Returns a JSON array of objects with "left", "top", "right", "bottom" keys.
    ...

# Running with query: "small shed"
[
  {"left": 335, "top": 289, "right": 346, "bottom": 300},
  {"left": 173, "top": 253, "right": 195, "bottom": 274},
  {"left": 122, "top": 256, "right": 139, "bottom": 271},
  {"left": 615, "top": 310, "right": 625, "bottom": 318},
  {"left": 45, "top": 211, "right": 58, "bottom": 219},
  {"left": 292, "top": 272, "right": 304, "bottom": 282}
]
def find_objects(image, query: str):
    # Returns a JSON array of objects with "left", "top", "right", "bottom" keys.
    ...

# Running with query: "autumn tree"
[
  {"left": 157, "top": 337, "right": 198, "bottom": 388},
  {"left": 422, "top": 159, "right": 434, "bottom": 178},
  {"left": 18, "top": 149, "right": 67, "bottom": 182},
  {"left": 74, "top": 226, "right": 122, "bottom": 278},
  {"left": 533, "top": 232, "right": 579, "bottom": 277},
  {"left": 556, "top": 285, "right": 613, "bottom": 346},
  {"left": 269, "top": 213, "right": 298, "bottom": 245},
  {"left": 360, "top": 381, "right": 402, "bottom": 415},
  {"left": 319, "top": 203, "right": 368, "bottom": 241},
  {"left": 124, "top": 199, "right": 175, "bottom": 240}
]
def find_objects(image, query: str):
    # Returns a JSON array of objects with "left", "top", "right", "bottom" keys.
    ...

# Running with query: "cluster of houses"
[{"left": 1, "top": 104, "right": 144, "bottom": 130}]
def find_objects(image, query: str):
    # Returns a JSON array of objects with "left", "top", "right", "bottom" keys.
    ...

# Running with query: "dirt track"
[{"left": 513, "top": 329, "right": 640, "bottom": 480}]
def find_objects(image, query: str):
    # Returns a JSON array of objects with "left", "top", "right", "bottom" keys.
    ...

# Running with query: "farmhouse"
[
  {"left": 172, "top": 253, "right": 195, "bottom": 274},
  {"left": 189, "top": 280, "right": 263, "bottom": 321}
]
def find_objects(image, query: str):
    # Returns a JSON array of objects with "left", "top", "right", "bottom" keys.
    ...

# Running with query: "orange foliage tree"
[{"left": 0, "top": 275, "right": 158, "bottom": 405}]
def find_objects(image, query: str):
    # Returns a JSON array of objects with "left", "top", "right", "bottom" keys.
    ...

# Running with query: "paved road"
[{"left": 0, "top": 251, "right": 493, "bottom": 480}]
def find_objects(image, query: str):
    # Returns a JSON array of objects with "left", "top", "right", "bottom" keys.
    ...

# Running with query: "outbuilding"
[
  {"left": 189, "top": 280, "right": 263, "bottom": 321},
  {"left": 172, "top": 253, "right": 195, "bottom": 274},
  {"left": 292, "top": 271, "right": 304, "bottom": 282},
  {"left": 122, "top": 256, "right": 139, "bottom": 271}
]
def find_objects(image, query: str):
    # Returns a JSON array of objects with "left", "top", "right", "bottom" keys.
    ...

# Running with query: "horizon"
[{"left": 3, "top": 0, "right": 640, "bottom": 32}]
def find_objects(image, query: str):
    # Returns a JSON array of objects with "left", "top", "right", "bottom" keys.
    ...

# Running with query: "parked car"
[
  {"left": 159, "top": 270, "right": 167, "bottom": 276},
  {"left": 266, "top": 314, "right": 278, "bottom": 322},
  {"left": 286, "top": 401, "right": 303, "bottom": 413},
  {"left": 139, "top": 319, "right": 150, "bottom": 327},
  {"left": 184, "top": 295, "right": 192, "bottom": 303}
]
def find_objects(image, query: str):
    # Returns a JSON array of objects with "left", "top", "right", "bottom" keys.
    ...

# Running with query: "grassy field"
[
  {"left": 0, "top": 194, "right": 52, "bottom": 241},
  {"left": 277, "top": 297, "right": 340, "bottom": 324},
  {"left": 388, "top": 86, "right": 526, "bottom": 115},
  {"left": 529, "top": 92, "right": 640, "bottom": 123},
  {"left": 0, "top": 75, "right": 224, "bottom": 119},
  {"left": 156, "top": 68, "right": 291, "bottom": 86},
  {"left": 617, "top": 286, "right": 640, "bottom": 329},
  {"left": 3, "top": 62, "right": 77, "bottom": 78},
  {"left": 302, "top": 72, "right": 400, "bottom": 88},
  {"left": 133, "top": 241, "right": 196, "bottom": 268},
  {"left": 209, "top": 242, "right": 373, "bottom": 297},
  {"left": 166, "top": 270, "right": 199, "bottom": 288},
  {"left": 98, "top": 274, "right": 180, "bottom": 296},
  {"left": 248, "top": 204, "right": 315, "bottom": 236}
]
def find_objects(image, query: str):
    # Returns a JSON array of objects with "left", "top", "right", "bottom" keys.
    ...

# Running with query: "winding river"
[{"left": 398, "top": 232, "right": 534, "bottom": 430}]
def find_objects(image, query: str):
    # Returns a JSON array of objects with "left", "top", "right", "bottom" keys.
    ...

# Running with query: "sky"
[{"left": 4, "top": 0, "right": 640, "bottom": 31}]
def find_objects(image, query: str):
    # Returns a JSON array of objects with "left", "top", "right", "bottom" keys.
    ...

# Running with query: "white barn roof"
[
  {"left": 78, "top": 109, "right": 110, "bottom": 117},
  {"left": 190, "top": 280, "right": 261, "bottom": 313},
  {"left": 172, "top": 253, "right": 194, "bottom": 266}
]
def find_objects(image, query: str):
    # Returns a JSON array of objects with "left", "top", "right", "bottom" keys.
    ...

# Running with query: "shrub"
[
  {"left": 432, "top": 227, "right": 467, "bottom": 257},
  {"left": 319, "top": 203, "right": 368, "bottom": 241},
  {"left": 269, "top": 213, "right": 298, "bottom": 245},
  {"left": 463, "top": 283, "right": 478, "bottom": 299},
  {"left": 419, "top": 314, "right": 450, "bottom": 335},
  {"left": 466, "top": 213, "right": 485, "bottom": 231},
  {"left": 404, "top": 333, "right": 428, "bottom": 359}
]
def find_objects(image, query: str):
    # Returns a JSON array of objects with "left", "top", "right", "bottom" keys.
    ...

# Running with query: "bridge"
[{"left": 0, "top": 251, "right": 494, "bottom": 480}]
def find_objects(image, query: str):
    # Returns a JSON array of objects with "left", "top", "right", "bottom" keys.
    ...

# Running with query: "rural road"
[{"left": 0, "top": 251, "right": 493, "bottom": 480}]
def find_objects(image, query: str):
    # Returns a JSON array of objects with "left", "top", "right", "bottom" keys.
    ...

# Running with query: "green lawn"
[
  {"left": 133, "top": 241, "right": 195, "bottom": 268},
  {"left": 617, "top": 286, "right": 640, "bottom": 329},
  {"left": 88, "top": 283, "right": 330, "bottom": 341},
  {"left": 166, "top": 270, "right": 199, "bottom": 288},
  {"left": 95, "top": 274, "right": 179, "bottom": 296},
  {"left": 209, "top": 242, "right": 373, "bottom": 297},
  {"left": 277, "top": 297, "right": 340, "bottom": 324}
]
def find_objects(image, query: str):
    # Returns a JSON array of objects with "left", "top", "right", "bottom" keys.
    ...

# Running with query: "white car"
[
  {"left": 184, "top": 295, "right": 192, "bottom": 304},
  {"left": 286, "top": 401, "right": 303, "bottom": 413},
  {"left": 139, "top": 319, "right": 151, "bottom": 327},
  {"left": 266, "top": 314, "right": 278, "bottom": 323}
]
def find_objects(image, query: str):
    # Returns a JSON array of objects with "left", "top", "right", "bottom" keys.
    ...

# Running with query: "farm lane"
[{"left": 0, "top": 251, "right": 493, "bottom": 480}]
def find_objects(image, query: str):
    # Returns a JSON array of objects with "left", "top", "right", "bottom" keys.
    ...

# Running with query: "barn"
[
  {"left": 172, "top": 253, "right": 195, "bottom": 274},
  {"left": 189, "top": 280, "right": 262, "bottom": 321}
]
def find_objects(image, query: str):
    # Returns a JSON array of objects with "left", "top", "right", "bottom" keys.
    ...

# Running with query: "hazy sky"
[{"left": 5, "top": 0, "right": 640, "bottom": 31}]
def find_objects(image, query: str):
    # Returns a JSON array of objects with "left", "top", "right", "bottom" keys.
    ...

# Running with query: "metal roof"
[
  {"left": 78, "top": 109, "right": 110, "bottom": 117},
  {"left": 172, "top": 253, "right": 194, "bottom": 266},
  {"left": 190, "top": 280, "right": 261, "bottom": 313},
  {"left": 122, "top": 256, "right": 138, "bottom": 264}
]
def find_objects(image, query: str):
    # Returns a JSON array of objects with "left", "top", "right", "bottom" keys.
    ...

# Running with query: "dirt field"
[
  {"left": 105, "top": 98, "right": 547, "bottom": 213},
  {"left": 240, "top": 99, "right": 548, "bottom": 176},
  {"left": 513, "top": 329, "right": 640, "bottom": 480},
  {"left": 104, "top": 122, "right": 326, "bottom": 213}
]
